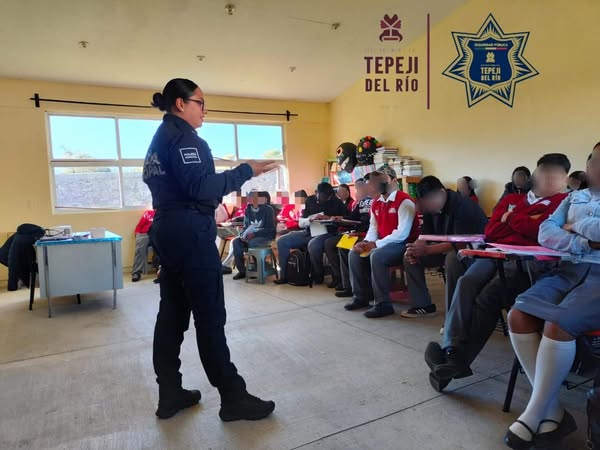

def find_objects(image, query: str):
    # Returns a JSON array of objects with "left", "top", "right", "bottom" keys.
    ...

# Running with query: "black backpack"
[{"left": 286, "top": 249, "right": 312, "bottom": 287}]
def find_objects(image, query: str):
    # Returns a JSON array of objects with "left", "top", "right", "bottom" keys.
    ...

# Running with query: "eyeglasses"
[{"left": 186, "top": 98, "right": 206, "bottom": 111}]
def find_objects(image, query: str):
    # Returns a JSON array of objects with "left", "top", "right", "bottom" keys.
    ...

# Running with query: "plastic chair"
[{"left": 246, "top": 246, "right": 278, "bottom": 284}]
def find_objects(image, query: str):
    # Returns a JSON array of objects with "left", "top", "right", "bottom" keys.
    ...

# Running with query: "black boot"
[
  {"left": 219, "top": 392, "right": 276, "bottom": 422},
  {"left": 156, "top": 387, "right": 202, "bottom": 419}
]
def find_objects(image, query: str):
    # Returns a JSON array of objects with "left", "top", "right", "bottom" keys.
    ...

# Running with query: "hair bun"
[{"left": 151, "top": 92, "right": 166, "bottom": 111}]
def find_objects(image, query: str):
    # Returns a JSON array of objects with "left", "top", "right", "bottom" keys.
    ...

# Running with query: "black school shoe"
[
  {"left": 364, "top": 304, "right": 395, "bottom": 318},
  {"left": 336, "top": 289, "right": 354, "bottom": 298},
  {"left": 156, "top": 388, "right": 202, "bottom": 419},
  {"left": 222, "top": 266, "right": 233, "bottom": 275},
  {"left": 425, "top": 342, "right": 452, "bottom": 392},
  {"left": 504, "top": 420, "right": 535, "bottom": 450},
  {"left": 434, "top": 347, "right": 473, "bottom": 380},
  {"left": 131, "top": 273, "right": 141, "bottom": 282},
  {"left": 219, "top": 392, "right": 275, "bottom": 422},
  {"left": 233, "top": 272, "right": 246, "bottom": 280},
  {"left": 344, "top": 298, "right": 370, "bottom": 310},
  {"left": 534, "top": 410, "right": 577, "bottom": 447},
  {"left": 273, "top": 278, "right": 287, "bottom": 285}
]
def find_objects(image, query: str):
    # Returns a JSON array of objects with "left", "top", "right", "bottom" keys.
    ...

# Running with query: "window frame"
[{"left": 45, "top": 111, "right": 287, "bottom": 214}]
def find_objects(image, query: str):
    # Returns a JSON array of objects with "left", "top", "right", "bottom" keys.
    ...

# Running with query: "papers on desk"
[
  {"left": 418, "top": 234, "right": 486, "bottom": 243},
  {"left": 309, "top": 221, "right": 330, "bottom": 236}
]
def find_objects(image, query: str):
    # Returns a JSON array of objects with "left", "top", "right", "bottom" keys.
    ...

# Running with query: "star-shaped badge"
[{"left": 443, "top": 14, "right": 539, "bottom": 107}]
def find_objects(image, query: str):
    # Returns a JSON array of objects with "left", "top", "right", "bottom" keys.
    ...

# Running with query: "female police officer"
[{"left": 143, "top": 78, "right": 277, "bottom": 421}]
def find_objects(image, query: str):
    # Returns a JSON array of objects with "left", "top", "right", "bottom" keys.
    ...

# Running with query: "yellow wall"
[
  {"left": 330, "top": 0, "right": 600, "bottom": 213},
  {"left": 0, "top": 78, "right": 329, "bottom": 278}
]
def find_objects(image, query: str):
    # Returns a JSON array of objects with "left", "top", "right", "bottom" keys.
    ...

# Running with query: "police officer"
[{"left": 143, "top": 78, "right": 277, "bottom": 421}]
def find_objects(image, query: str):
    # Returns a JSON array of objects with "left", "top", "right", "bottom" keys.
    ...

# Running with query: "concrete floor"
[{"left": 0, "top": 273, "right": 590, "bottom": 450}]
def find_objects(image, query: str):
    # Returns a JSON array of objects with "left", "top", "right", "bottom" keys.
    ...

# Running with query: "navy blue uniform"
[{"left": 143, "top": 114, "right": 252, "bottom": 399}]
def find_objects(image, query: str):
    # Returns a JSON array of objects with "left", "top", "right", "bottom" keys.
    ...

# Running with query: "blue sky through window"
[{"left": 49, "top": 115, "right": 117, "bottom": 159}]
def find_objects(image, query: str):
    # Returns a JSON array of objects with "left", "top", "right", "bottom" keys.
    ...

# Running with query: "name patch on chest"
[{"left": 179, "top": 147, "right": 201, "bottom": 164}]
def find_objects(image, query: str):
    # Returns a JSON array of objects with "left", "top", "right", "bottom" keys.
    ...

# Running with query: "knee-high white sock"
[
  {"left": 509, "top": 331, "right": 541, "bottom": 386},
  {"left": 509, "top": 336, "right": 576, "bottom": 440}
]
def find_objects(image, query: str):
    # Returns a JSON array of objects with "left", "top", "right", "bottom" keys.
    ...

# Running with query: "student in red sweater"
[
  {"left": 131, "top": 209, "right": 155, "bottom": 282},
  {"left": 346, "top": 169, "right": 420, "bottom": 318},
  {"left": 425, "top": 153, "right": 570, "bottom": 392}
]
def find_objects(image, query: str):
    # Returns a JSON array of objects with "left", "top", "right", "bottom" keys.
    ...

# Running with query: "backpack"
[{"left": 286, "top": 249, "right": 312, "bottom": 287}]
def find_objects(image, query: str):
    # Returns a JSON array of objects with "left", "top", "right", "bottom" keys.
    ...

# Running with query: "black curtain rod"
[{"left": 30, "top": 93, "right": 298, "bottom": 121}]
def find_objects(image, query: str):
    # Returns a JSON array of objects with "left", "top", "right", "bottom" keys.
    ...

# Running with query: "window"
[{"left": 47, "top": 114, "right": 288, "bottom": 211}]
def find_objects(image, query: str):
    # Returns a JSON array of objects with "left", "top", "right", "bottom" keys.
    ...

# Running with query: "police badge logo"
[{"left": 443, "top": 14, "right": 539, "bottom": 107}]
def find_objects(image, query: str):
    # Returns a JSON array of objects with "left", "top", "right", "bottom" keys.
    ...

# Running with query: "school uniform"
[
  {"left": 232, "top": 204, "right": 276, "bottom": 274},
  {"left": 513, "top": 189, "right": 600, "bottom": 337},
  {"left": 441, "top": 191, "right": 567, "bottom": 360},
  {"left": 348, "top": 190, "right": 419, "bottom": 309}
]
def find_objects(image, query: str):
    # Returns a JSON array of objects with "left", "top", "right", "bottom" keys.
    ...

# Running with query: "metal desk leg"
[
  {"left": 43, "top": 246, "right": 52, "bottom": 318},
  {"left": 111, "top": 242, "right": 117, "bottom": 309}
]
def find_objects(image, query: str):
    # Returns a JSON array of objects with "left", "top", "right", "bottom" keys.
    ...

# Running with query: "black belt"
[{"left": 156, "top": 202, "right": 216, "bottom": 216}]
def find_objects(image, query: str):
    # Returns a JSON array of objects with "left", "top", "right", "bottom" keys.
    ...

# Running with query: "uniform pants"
[
  {"left": 131, "top": 233, "right": 150, "bottom": 275},
  {"left": 151, "top": 209, "right": 246, "bottom": 400}
]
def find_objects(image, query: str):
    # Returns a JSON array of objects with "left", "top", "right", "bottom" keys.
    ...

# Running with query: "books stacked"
[
  {"left": 401, "top": 157, "right": 423, "bottom": 176},
  {"left": 373, "top": 147, "right": 399, "bottom": 167}
]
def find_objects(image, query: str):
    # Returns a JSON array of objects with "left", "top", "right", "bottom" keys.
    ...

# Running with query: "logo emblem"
[
  {"left": 443, "top": 14, "right": 539, "bottom": 107},
  {"left": 379, "top": 14, "right": 403, "bottom": 42}
]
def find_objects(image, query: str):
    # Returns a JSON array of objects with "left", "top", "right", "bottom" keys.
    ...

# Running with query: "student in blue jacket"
[{"left": 231, "top": 191, "right": 276, "bottom": 280}]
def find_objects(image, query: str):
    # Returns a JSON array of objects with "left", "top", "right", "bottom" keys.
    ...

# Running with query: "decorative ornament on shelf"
[
  {"left": 356, "top": 136, "right": 382, "bottom": 165},
  {"left": 336, "top": 142, "right": 358, "bottom": 173}
]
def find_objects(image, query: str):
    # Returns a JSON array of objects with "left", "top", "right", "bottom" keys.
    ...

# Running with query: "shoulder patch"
[{"left": 179, "top": 147, "right": 201, "bottom": 164}]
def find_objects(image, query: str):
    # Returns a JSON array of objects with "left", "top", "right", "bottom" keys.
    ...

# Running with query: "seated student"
[
  {"left": 402, "top": 176, "right": 488, "bottom": 318},
  {"left": 567, "top": 170, "right": 587, "bottom": 191},
  {"left": 277, "top": 190, "right": 307, "bottom": 233},
  {"left": 324, "top": 178, "right": 373, "bottom": 291},
  {"left": 230, "top": 191, "right": 276, "bottom": 280},
  {"left": 131, "top": 209, "right": 155, "bottom": 282},
  {"left": 425, "top": 153, "right": 571, "bottom": 391},
  {"left": 336, "top": 183, "right": 354, "bottom": 212},
  {"left": 499, "top": 166, "right": 532, "bottom": 201},
  {"left": 503, "top": 144, "right": 600, "bottom": 449},
  {"left": 275, "top": 182, "right": 347, "bottom": 285},
  {"left": 457, "top": 176, "right": 478, "bottom": 203},
  {"left": 346, "top": 170, "right": 420, "bottom": 318}
]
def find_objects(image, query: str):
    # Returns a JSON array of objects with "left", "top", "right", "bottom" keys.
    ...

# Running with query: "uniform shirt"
[
  {"left": 421, "top": 189, "right": 488, "bottom": 236},
  {"left": 143, "top": 114, "right": 252, "bottom": 210},
  {"left": 486, "top": 192, "right": 567, "bottom": 245},
  {"left": 539, "top": 189, "right": 600, "bottom": 263},
  {"left": 134, "top": 210, "right": 155, "bottom": 234},
  {"left": 365, "top": 190, "right": 419, "bottom": 248}
]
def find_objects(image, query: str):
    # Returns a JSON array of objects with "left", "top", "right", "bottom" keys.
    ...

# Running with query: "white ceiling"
[{"left": 0, "top": 0, "right": 467, "bottom": 102}]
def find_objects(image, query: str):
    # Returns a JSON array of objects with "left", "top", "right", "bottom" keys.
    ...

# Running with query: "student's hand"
[
  {"left": 404, "top": 247, "right": 418, "bottom": 265},
  {"left": 247, "top": 160, "right": 278, "bottom": 177},
  {"left": 562, "top": 223, "right": 574, "bottom": 233},
  {"left": 245, "top": 232, "right": 255, "bottom": 241},
  {"left": 363, "top": 241, "right": 377, "bottom": 252},
  {"left": 407, "top": 239, "right": 428, "bottom": 258},
  {"left": 529, "top": 214, "right": 542, "bottom": 220},
  {"left": 352, "top": 241, "right": 367, "bottom": 253},
  {"left": 315, "top": 214, "right": 330, "bottom": 221},
  {"left": 590, "top": 241, "right": 600, "bottom": 250},
  {"left": 501, "top": 211, "right": 512, "bottom": 223},
  {"left": 331, "top": 216, "right": 343, "bottom": 221}
]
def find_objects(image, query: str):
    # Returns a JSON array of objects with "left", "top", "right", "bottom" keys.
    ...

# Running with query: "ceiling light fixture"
[
  {"left": 289, "top": 66, "right": 296, "bottom": 72},
  {"left": 331, "top": 22, "right": 341, "bottom": 31},
  {"left": 225, "top": 4, "right": 235, "bottom": 15},
  {"left": 196, "top": 55, "right": 206, "bottom": 61},
  {"left": 78, "top": 41, "right": 89, "bottom": 48}
]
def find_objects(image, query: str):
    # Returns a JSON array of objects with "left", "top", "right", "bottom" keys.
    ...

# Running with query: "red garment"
[
  {"left": 135, "top": 210, "right": 155, "bottom": 234},
  {"left": 371, "top": 191, "right": 420, "bottom": 242},
  {"left": 485, "top": 192, "right": 567, "bottom": 245},
  {"left": 277, "top": 204, "right": 299, "bottom": 230},
  {"left": 470, "top": 194, "right": 479, "bottom": 204}
]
